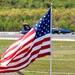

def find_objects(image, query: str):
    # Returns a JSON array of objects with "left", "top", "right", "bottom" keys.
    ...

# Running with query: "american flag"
[{"left": 0, "top": 9, "right": 51, "bottom": 73}]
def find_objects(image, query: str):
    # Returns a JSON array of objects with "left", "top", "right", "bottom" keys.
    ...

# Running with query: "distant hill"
[{"left": 0, "top": 0, "right": 75, "bottom": 9}]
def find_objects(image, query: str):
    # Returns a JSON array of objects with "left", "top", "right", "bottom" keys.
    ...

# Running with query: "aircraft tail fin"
[{"left": 23, "top": 24, "right": 31, "bottom": 30}]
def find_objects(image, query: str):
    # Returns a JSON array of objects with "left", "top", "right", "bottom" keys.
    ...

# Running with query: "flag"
[{"left": 0, "top": 9, "right": 51, "bottom": 73}]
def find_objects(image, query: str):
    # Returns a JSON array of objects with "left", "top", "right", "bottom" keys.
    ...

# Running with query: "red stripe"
[
  {"left": 7, "top": 37, "right": 50, "bottom": 65},
  {"left": 0, "top": 30, "right": 35, "bottom": 63},
  {"left": 1, "top": 38, "right": 34, "bottom": 65},
  {"left": 11, "top": 37, "right": 50, "bottom": 62},
  {"left": 2, "top": 29, "right": 35, "bottom": 56},
  {"left": 2, "top": 34, "right": 25, "bottom": 56},
  {"left": 2, "top": 34, "right": 26, "bottom": 56},
  {"left": 0, "top": 52, "right": 50, "bottom": 73},
  {"left": 32, "top": 37, "right": 50, "bottom": 48},
  {"left": 37, "top": 52, "right": 50, "bottom": 58},
  {"left": 1, "top": 45, "right": 18, "bottom": 62},
  {"left": 0, "top": 34, "right": 50, "bottom": 72},
  {"left": 0, "top": 39, "right": 50, "bottom": 69},
  {"left": 5, "top": 45, "right": 50, "bottom": 69},
  {"left": 0, "top": 48, "right": 50, "bottom": 72},
  {"left": 0, "top": 57, "right": 37, "bottom": 73}
]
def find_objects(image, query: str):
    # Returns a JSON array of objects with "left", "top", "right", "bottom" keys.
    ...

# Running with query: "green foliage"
[
  {"left": 0, "top": 0, "right": 75, "bottom": 32},
  {"left": 0, "top": 8, "right": 75, "bottom": 31},
  {"left": 53, "top": 8, "right": 75, "bottom": 31},
  {"left": 0, "top": 0, "right": 75, "bottom": 9},
  {"left": 52, "top": 0, "right": 75, "bottom": 8}
]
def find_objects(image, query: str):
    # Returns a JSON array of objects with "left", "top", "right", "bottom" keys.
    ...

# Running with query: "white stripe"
[
  {"left": 5, "top": 35, "right": 26, "bottom": 52},
  {"left": 6, "top": 39, "right": 23, "bottom": 52},
  {"left": 3, "top": 33, "right": 49, "bottom": 59},
  {"left": 3, "top": 29, "right": 34, "bottom": 57},
  {"left": 12, "top": 34, "right": 50, "bottom": 62},
  {"left": 1, "top": 33, "right": 51, "bottom": 71},
  {"left": 3, "top": 31, "right": 35, "bottom": 59},
  {"left": 2, "top": 54, "right": 40, "bottom": 71},
  {"left": 10, "top": 32, "right": 35, "bottom": 60},
  {"left": 32, "top": 41, "right": 50, "bottom": 53},
  {"left": 1, "top": 59, "right": 11, "bottom": 67},
  {"left": 13, "top": 37, "right": 34, "bottom": 60},
  {"left": 1, "top": 31, "right": 35, "bottom": 66},
  {"left": 13, "top": 53, "right": 25, "bottom": 60},
  {"left": 7, "top": 48, "right": 50, "bottom": 68},
  {"left": 34, "top": 33, "right": 50, "bottom": 43},
  {"left": 32, "top": 33, "right": 50, "bottom": 52},
  {"left": 39, "top": 48, "right": 51, "bottom": 54},
  {"left": 6, "top": 35, "right": 50, "bottom": 67},
  {"left": 3, "top": 47, "right": 50, "bottom": 71},
  {"left": 13, "top": 42, "right": 32, "bottom": 60}
]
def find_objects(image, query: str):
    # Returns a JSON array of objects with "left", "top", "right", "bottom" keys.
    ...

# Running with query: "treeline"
[
  {"left": 0, "top": 8, "right": 75, "bottom": 32},
  {"left": 0, "top": 0, "right": 75, "bottom": 9},
  {"left": 0, "top": 0, "right": 75, "bottom": 31}
]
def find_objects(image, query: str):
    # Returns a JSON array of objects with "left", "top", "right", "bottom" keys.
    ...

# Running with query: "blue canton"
[{"left": 33, "top": 9, "right": 51, "bottom": 39}]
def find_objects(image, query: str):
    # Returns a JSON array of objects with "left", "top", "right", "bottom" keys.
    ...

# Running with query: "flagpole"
[{"left": 50, "top": 3, "right": 52, "bottom": 75}]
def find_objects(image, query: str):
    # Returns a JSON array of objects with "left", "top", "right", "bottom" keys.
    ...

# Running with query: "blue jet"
[
  {"left": 20, "top": 23, "right": 72, "bottom": 34},
  {"left": 52, "top": 28, "right": 71, "bottom": 34},
  {"left": 20, "top": 23, "right": 31, "bottom": 34}
]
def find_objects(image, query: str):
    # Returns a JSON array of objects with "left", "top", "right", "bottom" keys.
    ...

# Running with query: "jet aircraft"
[{"left": 20, "top": 23, "right": 72, "bottom": 34}]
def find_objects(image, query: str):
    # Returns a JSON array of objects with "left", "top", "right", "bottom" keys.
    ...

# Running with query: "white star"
[
  {"left": 43, "top": 27, "right": 45, "bottom": 29},
  {"left": 39, "top": 25, "right": 40, "bottom": 27},
  {"left": 41, "top": 30, "right": 43, "bottom": 32},
  {"left": 35, "top": 27, "right": 37, "bottom": 30},
  {"left": 44, "top": 32, "right": 46, "bottom": 34},
  {"left": 48, "top": 15, "right": 49, "bottom": 17},
  {"left": 46, "top": 23, "right": 47, "bottom": 25},
  {"left": 40, "top": 18, "right": 42, "bottom": 20},
  {"left": 40, "top": 22, "right": 42, "bottom": 24},
  {"left": 36, "top": 24, "right": 38, "bottom": 26},
  {"left": 48, "top": 25, "right": 49, "bottom": 27},
  {"left": 39, "top": 34, "right": 41, "bottom": 36},
  {"left": 48, "top": 20, "right": 49, "bottom": 22},
  {"left": 43, "top": 19, "right": 44, "bottom": 21},
  {"left": 47, "top": 31, "right": 49, "bottom": 33},
  {"left": 44, "top": 16, "right": 46, "bottom": 18}
]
